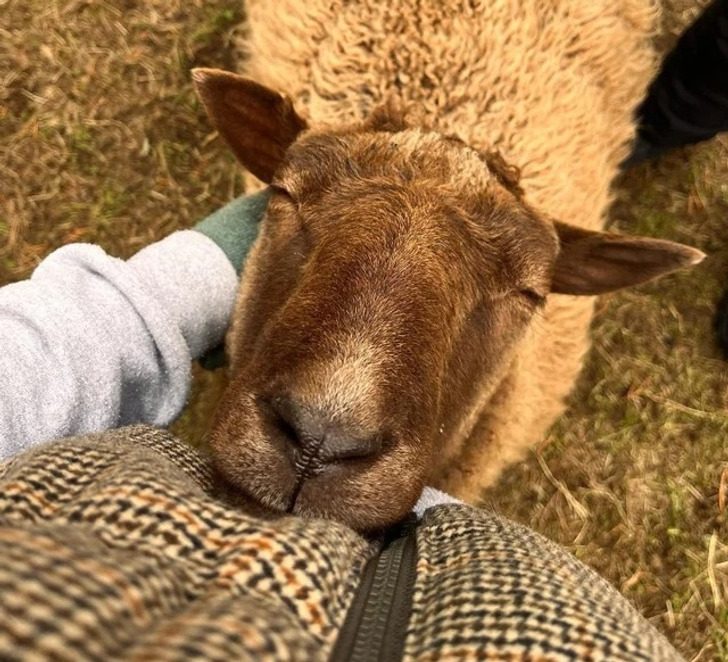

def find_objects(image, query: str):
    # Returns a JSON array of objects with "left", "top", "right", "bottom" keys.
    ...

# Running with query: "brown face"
[
  {"left": 209, "top": 127, "right": 559, "bottom": 530},
  {"left": 194, "top": 69, "right": 704, "bottom": 532}
]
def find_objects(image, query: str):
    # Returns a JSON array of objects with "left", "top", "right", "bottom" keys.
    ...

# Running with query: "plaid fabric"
[
  {"left": 0, "top": 426, "right": 371, "bottom": 661},
  {"left": 0, "top": 426, "right": 682, "bottom": 660},
  {"left": 408, "top": 507, "right": 682, "bottom": 661}
]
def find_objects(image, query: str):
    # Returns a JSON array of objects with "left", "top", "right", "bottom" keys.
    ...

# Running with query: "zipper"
[{"left": 330, "top": 515, "right": 418, "bottom": 662}]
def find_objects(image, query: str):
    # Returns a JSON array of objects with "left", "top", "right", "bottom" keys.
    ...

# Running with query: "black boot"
[{"left": 623, "top": 0, "right": 728, "bottom": 168}]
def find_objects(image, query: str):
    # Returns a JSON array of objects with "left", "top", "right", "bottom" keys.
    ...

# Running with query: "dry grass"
[
  {"left": 0, "top": 0, "right": 244, "bottom": 278},
  {"left": 1, "top": 0, "right": 726, "bottom": 658},
  {"left": 487, "top": 4, "right": 728, "bottom": 657},
  {"left": 489, "top": 137, "right": 728, "bottom": 659}
]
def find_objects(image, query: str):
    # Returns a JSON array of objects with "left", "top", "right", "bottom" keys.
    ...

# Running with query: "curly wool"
[{"left": 236, "top": 0, "right": 659, "bottom": 500}]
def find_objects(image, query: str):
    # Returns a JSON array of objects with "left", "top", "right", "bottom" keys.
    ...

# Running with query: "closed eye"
[
  {"left": 269, "top": 182, "right": 296, "bottom": 202},
  {"left": 518, "top": 288, "right": 547, "bottom": 307}
]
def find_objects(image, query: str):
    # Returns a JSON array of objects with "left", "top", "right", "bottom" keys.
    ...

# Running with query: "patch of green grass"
[
  {"left": 97, "top": 186, "right": 129, "bottom": 222},
  {"left": 1, "top": 256, "right": 17, "bottom": 273},
  {"left": 69, "top": 125, "right": 94, "bottom": 154},
  {"left": 190, "top": 7, "right": 239, "bottom": 48},
  {"left": 631, "top": 207, "right": 679, "bottom": 237},
  {"left": 67, "top": 125, "right": 101, "bottom": 176},
  {"left": 178, "top": 2, "right": 243, "bottom": 74}
]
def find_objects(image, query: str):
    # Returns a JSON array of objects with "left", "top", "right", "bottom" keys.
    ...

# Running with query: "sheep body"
[{"left": 236, "top": 0, "right": 658, "bottom": 499}]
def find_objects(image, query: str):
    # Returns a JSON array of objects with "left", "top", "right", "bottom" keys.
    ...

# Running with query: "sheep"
[{"left": 192, "top": 0, "right": 704, "bottom": 531}]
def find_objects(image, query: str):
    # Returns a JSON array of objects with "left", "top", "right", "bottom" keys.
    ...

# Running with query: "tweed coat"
[{"left": 0, "top": 425, "right": 681, "bottom": 660}]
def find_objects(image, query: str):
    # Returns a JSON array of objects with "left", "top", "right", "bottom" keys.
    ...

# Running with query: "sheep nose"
[{"left": 266, "top": 395, "right": 383, "bottom": 465}]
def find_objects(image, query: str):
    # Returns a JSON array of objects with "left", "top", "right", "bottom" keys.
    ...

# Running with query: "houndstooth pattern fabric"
[
  {"left": 0, "top": 426, "right": 682, "bottom": 661},
  {"left": 407, "top": 507, "right": 682, "bottom": 661},
  {"left": 0, "top": 426, "right": 372, "bottom": 661}
]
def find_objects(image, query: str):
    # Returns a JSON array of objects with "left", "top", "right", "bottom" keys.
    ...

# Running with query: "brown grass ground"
[{"left": 1, "top": 0, "right": 726, "bottom": 658}]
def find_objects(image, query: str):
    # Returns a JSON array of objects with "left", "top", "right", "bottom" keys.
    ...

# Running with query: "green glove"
[
  {"left": 194, "top": 188, "right": 271, "bottom": 274},
  {"left": 193, "top": 188, "right": 271, "bottom": 370}
]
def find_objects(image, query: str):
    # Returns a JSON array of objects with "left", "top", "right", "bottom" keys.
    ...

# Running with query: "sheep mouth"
[
  {"left": 283, "top": 451, "right": 328, "bottom": 514},
  {"left": 213, "top": 437, "right": 419, "bottom": 531},
  {"left": 209, "top": 390, "right": 424, "bottom": 530}
]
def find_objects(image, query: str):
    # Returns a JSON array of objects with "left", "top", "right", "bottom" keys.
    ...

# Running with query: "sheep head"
[{"left": 193, "top": 68, "right": 704, "bottom": 532}]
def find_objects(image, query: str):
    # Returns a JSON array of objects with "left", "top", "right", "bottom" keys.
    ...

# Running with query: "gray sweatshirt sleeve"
[{"left": 0, "top": 230, "right": 238, "bottom": 458}]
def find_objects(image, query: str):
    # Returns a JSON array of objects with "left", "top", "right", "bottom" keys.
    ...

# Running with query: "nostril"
[
  {"left": 273, "top": 412, "right": 300, "bottom": 447},
  {"left": 327, "top": 432, "right": 383, "bottom": 462},
  {"left": 266, "top": 395, "right": 306, "bottom": 448},
  {"left": 261, "top": 393, "right": 385, "bottom": 465}
]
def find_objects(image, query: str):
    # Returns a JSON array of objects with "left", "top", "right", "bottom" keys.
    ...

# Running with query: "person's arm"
[{"left": 0, "top": 190, "right": 270, "bottom": 458}]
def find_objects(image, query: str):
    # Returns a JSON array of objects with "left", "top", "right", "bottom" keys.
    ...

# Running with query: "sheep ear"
[
  {"left": 192, "top": 68, "right": 307, "bottom": 183},
  {"left": 551, "top": 222, "right": 705, "bottom": 295}
]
